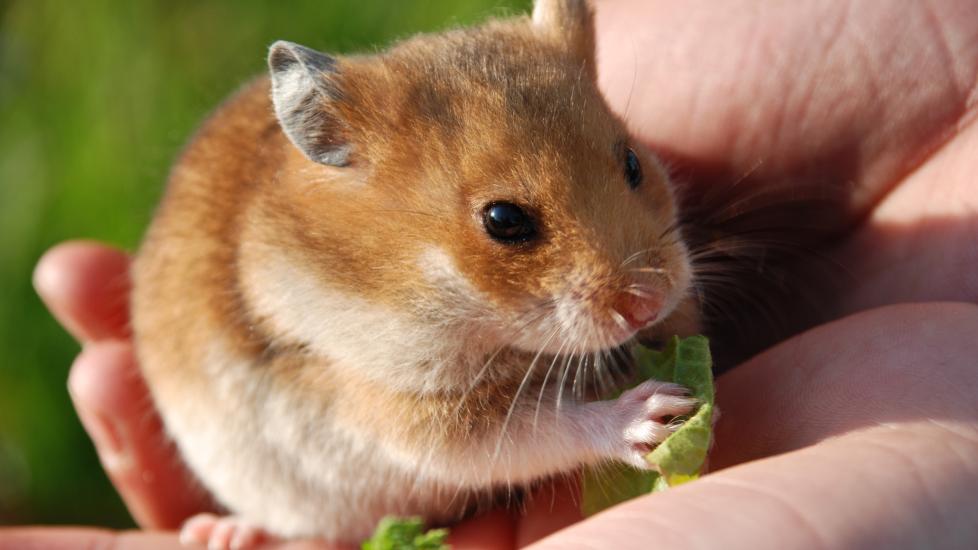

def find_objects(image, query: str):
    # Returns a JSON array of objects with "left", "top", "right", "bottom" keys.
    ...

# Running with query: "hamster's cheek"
[
  {"left": 415, "top": 245, "right": 567, "bottom": 346},
  {"left": 414, "top": 246, "right": 490, "bottom": 314},
  {"left": 239, "top": 243, "right": 408, "bottom": 355}
]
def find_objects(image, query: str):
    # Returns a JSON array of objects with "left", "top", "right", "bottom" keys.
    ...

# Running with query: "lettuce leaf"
[
  {"left": 581, "top": 335, "right": 715, "bottom": 515},
  {"left": 362, "top": 517, "right": 449, "bottom": 550}
]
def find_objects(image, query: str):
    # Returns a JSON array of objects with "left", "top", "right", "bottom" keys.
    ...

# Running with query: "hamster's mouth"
[
  {"left": 581, "top": 314, "right": 656, "bottom": 352},
  {"left": 510, "top": 283, "right": 690, "bottom": 356},
  {"left": 506, "top": 304, "right": 663, "bottom": 356},
  {"left": 503, "top": 257, "right": 694, "bottom": 356},
  {"left": 604, "top": 319, "right": 647, "bottom": 348}
]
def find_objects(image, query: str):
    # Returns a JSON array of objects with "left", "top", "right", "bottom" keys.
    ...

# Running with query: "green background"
[{"left": 0, "top": 0, "right": 527, "bottom": 527}]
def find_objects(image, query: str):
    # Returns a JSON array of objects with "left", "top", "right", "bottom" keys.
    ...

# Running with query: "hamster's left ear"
[
  {"left": 268, "top": 41, "right": 352, "bottom": 167},
  {"left": 532, "top": 0, "right": 595, "bottom": 77}
]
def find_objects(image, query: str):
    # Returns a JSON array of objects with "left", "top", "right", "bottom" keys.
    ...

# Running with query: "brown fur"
[{"left": 132, "top": 1, "right": 698, "bottom": 542}]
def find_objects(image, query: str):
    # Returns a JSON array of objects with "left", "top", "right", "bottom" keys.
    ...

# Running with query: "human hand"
[
  {"left": 12, "top": 0, "right": 978, "bottom": 547},
  {"left": 23, "top": 248, "right": 978, "bottom": 550}
]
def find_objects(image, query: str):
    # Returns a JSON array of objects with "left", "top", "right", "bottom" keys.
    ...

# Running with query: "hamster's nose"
[{"left": 614, "top": 292, "right": 662, "bottom": 331}]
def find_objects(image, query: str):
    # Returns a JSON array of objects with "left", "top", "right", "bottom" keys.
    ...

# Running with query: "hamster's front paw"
[
  {"left": 608, "top": 380, "right": 697, "bottom": 469},
  {"left": 180, "top": 513, "right": 275, "bottom": 550}
]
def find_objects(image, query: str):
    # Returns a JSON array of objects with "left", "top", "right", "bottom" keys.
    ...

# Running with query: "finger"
[
  {"left": 0, "top": 528, "right": 178, "bottom": 550},
  {"left": 529, "top": 303, "right": 978, "bottom": 548},
  {"left": 711, "top": 302, "right": 978, "bottom": 469},
  {"left": 528, "top": 419, "right": 978, "bottom": 549},
  {"left": 34, "top": 241, "right": 132, "bottom": 342},
  {"left": 517, "top": 304, "right": 978, "bottom": 547},
  {"left": 0, "top": 528, "right": 352, "bottom": 550},
  {"left": 68, "top": 340, "right": 215, "bottom": 529},
  {"left": 516, "top": 305, "right": 978, "bottom": 542}
]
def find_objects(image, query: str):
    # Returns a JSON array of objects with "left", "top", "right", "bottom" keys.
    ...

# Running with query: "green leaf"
[
  {"left": 362, "top": 517, "right": 450, "bottom": 550},
  {"left": 581, "top": 335, "right": 715, "bottom": 515}
]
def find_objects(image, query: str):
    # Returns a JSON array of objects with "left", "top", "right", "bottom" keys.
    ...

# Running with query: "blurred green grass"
[{"left": 0, "top": 0, "right": 527, "bottom": 527}]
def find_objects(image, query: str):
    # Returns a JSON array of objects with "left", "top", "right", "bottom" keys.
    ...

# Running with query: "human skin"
[{"left": 9, "top": 0, "right": 978, "bottom": 548}]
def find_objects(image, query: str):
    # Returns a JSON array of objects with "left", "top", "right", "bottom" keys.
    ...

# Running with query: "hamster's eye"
[
  {"left": 624, "top": 148, "right": 643, "bottom": 190},
  {"left": 482, "top": 202, "right": 536, "bottom": 243}
]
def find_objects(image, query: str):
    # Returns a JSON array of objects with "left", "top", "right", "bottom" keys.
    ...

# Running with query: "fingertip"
[
  {"left": 68, "top": 340, "right": 144, "bottom": 418},
  {"left": 0, "top": 527, "right": 181, "bottom": 550},
  {"left": 34, "top": 243, "right": 84, "bottom": 339},
  {"left": 34, "top": 240, "right": 132, "bottom": 343}
]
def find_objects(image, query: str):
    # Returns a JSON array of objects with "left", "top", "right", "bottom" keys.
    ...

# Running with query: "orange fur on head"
[{"left": 254, "top": 12, "right": 693, "bottom": 354}]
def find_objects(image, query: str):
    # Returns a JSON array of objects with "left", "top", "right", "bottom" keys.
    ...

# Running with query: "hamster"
[{"left": 131, "top": 0, "right": 701, "bottom": 546}]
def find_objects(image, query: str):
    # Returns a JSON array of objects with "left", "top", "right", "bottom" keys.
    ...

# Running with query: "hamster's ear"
[
  {"left": 532, "top": 0, "right": 595, "bottom": 76},
  {"left": 268, "top": 41, "right": 351, "bottom": 167}
]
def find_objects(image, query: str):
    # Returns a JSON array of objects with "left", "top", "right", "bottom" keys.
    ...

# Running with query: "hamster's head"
[{"left": 262, "top": 0, "right": 695, "bottom": 377}]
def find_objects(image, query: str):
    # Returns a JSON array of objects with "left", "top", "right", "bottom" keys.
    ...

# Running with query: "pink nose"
[{"left": 615, "top": 292, "right": 662, "bottom": 330}]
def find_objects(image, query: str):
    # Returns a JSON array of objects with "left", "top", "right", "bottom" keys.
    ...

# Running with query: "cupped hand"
[
  {"left": 23, "top": 244, "right": 978, "bottom": 550},
  {"left": 11, "top": 0, "right": 978, "bottom": 548}
]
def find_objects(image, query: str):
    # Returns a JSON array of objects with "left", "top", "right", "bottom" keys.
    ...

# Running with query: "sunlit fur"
[{"left": 132, "top": 0, "right": 699, "bottom": 544}]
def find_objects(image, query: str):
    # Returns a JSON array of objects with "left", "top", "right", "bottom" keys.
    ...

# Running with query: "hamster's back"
[{"left": 133, "top": 78, "right": 280, "bottom": 390}]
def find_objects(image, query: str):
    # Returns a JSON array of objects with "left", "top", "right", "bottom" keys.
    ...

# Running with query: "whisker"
[
  {"left": 619, "top": 247, "right": 651, "bottom": 269},
  {"left": 492, "top": 326, "right": 560, "bottom": 465},
  {"left": 555, "top": 345, "right": 576, "bottom": 416},
  {"left": 629, "top": 267, "right": 668, "bottom": 275},
  {"left": 609, "top": 309, "right": 630, "bottom": 333},
  {"left": 451, "top": 300, "right": 557, "bottom": 418},
  {"left": 623, "top": 286, "right": 656, "bottom": 300},
  {"left": 572, "top": 349, "right": 588, "bottom": 401},
  {"left": 533, "top": 338, "right": 567, "bottom": 433}
]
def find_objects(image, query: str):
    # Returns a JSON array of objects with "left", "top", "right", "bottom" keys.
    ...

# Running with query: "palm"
[
  {"left": 17, "top": 1, "right": 978, "bottom": 548},
  {"left": 601, "top": 0, "right": 976, "bottom": 219}
]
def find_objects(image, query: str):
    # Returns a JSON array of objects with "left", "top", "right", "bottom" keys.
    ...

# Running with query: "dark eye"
[
  {"left": 624, "top": 147, "right": 643, "bottom": 190},
  {"left": 482, "top": 202, "right": 536, "bottom": 243}
]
